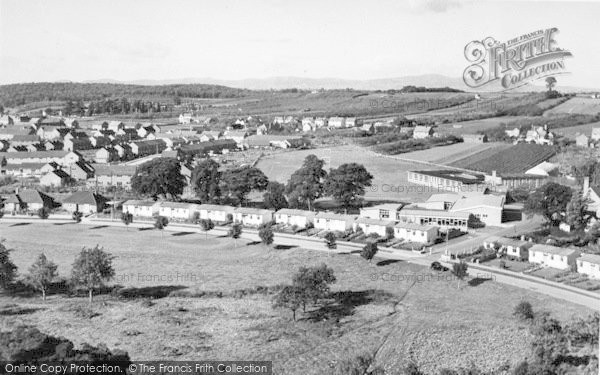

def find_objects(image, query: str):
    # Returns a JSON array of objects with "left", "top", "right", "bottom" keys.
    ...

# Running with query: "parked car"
[{"left": 430, "top": 261, "right": 449, "bottom": 272}]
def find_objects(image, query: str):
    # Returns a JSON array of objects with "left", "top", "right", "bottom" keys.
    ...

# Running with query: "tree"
[
  {"left": 26, "top": 254, "right": 58, "bottom": 301},
  {"left": 71, "top": 245, "right": 115, "bottom": 305},
  {"left": 0, "top": 156, "right": 6, "bottom": 168},
  {"left": 324, "top": 163, "right": 373, "bottom": 212},
  {"left": 286, "top": 155, "right": 327, "bottom": 210},
  {"left": 262, "top": 181, "right": 288, "bottom": 210},
  {"left": 361, "top": 241, "right": 378, "bottom": 263},
  {"left": 324, "top": 232, "right": 337, "bottom": 249},
  {"left": 37, "top": 207, "right": 50, "bottom": 219},
  {"left": 565, "top": 191, "right": 589, "bottom": 231},
  {"left": 514, "top": 301, "right": 535, "bottom": 321},
  {"left": 0, "top": 240, "right": 17, "bottom": 289},
  {"left": 525, "top": 183, "right": 572, "bottom": 225},
  {"left": 273, "top": 285, "right": 304, "bottom": 321},
  {"left": 199, "top": 219, "right": 215, "bottom": 239},
  {"left": 292, "top": 264, "right": 336, "bottom": 309},
  {"left": 121, "top": 212, "right": 133, "bottom": 231},
  {"left": 229, "top": 223, "right": 242, "bottom": 247},
  {"left": 258, "top": 224, "right": 274, "bottom": 247},
  {"left": 131, "top": 158, "right": 186, "bottom": 200},
  {"left": 545, "top": 76, "right": 557, "bottom": 92},
  {"left": 154, "top": 216, "right": 169, "bottom": 237},
  {"left": 221, "top": 167, "right": 268, "bottom": 205},
  {"left": 72, "top": 211, "right": 83, "bottom": 223},
  {"left": 191, "top": 159, "right": 221, "bottom": 203},
  {"left": 452, "top": 261, "right": 468, "bottom": 289}
]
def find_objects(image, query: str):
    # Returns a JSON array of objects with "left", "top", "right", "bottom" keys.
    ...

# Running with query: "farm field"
[
  {"left": 551, "top": 121, "right": 600, "bottom": 139},
  {"left": 544, "top": 96, "right": 600, "bottom": 115},
  {"left": 456, "top": 143, "right": 557, "bottom": 174},
  {"left": 0, "top": 222, "right": 594, "bottom": 374},
  {"left": 434, "top": 116, "right": 532, "bottom": 136},
  {"left": 256, "top": 145, "right": 445, "bottom": 203},
  {"left": 388, "top": 141, "right": 511, "bottom": 165}
]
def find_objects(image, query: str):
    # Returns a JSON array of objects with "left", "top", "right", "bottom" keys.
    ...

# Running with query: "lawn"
[
  {"left": 434, "top": 116, "right": 532, "bottom": 136},
  {"left": 544, "top": 96, "right": 600, "bottom": 115},
  {"left": 552, "top": 121, "right": 600, "bottom": 139},
  {"left": 0, "top": 222, "right": 595, "bottom": 374}
]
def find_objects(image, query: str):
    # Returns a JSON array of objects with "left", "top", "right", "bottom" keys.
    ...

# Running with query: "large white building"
[
  {"left": 393, "top": 222, "right": 439, "bottom": 244},
  {"left": 274, "top": 209, "right": 315, "bottom": 229},
  {"left": 314, "top": 212, "right": 356, "bottom": 232},
  {"left": 528, "top": 244, "right": 580, "bottom": 270},
  {"left": 576, "top": 253, "right": 600, "bottom": 280}
]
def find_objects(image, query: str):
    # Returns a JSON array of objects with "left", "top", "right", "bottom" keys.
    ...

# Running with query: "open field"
[
  {"left": 455, "top": 144, "right": 557, "bottom": 174},
  {"left": 256, "top": 145, "right": 445, "bottom": 203},
  {"left": 552, "top": 121, "right": 600, "bottom": 139},
  {"left": 385, "top": 141, "right": 510, "bottom": 165},
  {"left": 544, "top": 96, "right": 600, "bottom": 115},
  {"left": 434, "top": 116, "right": 532, "bottom": 136},
  {"left": 0, "top": 222, "right": 594, "bottom": 374}
]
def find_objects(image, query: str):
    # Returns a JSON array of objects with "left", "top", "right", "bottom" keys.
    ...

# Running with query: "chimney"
[
  {"left": 520, "top": 235, "right": 525, "bottom": 241},
  {"left": 583, "top": 176, "right": 590, "bottom": 193}
]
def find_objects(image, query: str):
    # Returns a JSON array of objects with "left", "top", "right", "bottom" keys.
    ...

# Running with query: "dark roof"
[
  {"left": 16, "top": 189, "right": 54, "bottom": 204},
  {"left": 411, "top": 170, "right": 485, "bottom": 184},
  {"left": 63, "top": 191, "right": 106, "bottom": 205},
  {"left": 91, "top": 164, "right": 137, "bottom": 176}
]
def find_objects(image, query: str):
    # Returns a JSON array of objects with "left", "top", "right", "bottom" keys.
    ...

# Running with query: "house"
[
  {"left": 40, "top": 161, "right": 59, "bottom": 174},
  {"left": 129, "top": 139, "right": 167, "bottom": 156},
  {"left": 233, "top": 207, "right": 274, "bottom": 227},
  {"left": 576, "top": 134, "right": 590, "bottom": 148},
  {"left": 315, "top": 117, "right": 328, "bottom": 128},
  {"left": 413, "top": 126, "right": 434, "bottom": 139},
  {"left": 10, "top": 135, "right": 41, "bottom": 146},
  {"left": 179, "top": 113, "right": 193, "bottom": 124},
  {"left": 576, "top": 253, "right": 600, "bottom": 279},
  {"left": 37, "top": 126, "right": 70, "bottom": 141},
  {"left": 122, "top": 200, "right": 160, "bottom": 218},
  {"left": 302, "top": 118, "right": 315, "bottom": 132},
  {"left": 505, "top": 127, "right": 521, "bottom": 138},
  {"left": 107, "top": 121, "right": 125, "bottom": 132},
  {"left": 199, "top": 131, "right": 222, "bottom": 142},
  {"left": 158, "top": 202, "right": 200, "bottom": 220},
  {"left": 90, "top": 136, "right": 111, "bottom": 149},
  {"left": 328, "top": 117, "right": 346, "bottom": 128},
  {"left": 528, "top": 244, "right": 580, "bottom": 270},
  {"left": 359, "top": 203, "right": 403, "bottom": 220},
  {"left": 137, "top": 125, "right": 156, "bottom": 138},
  {"left": 224, "top": 130, "right": 248, "bottom": 147},
  {"left": 345, "top": 117, "right": 357, "bottom": 127},
  {"left": 353, "top": 217, "right": 395, "bottom": 237},
  {"left": 393, "top": 222, "right": 439, "bottom": 244},
  {"left": 87, "top": 164, "right": 137, "bottom": 191},
  {"left": 3, "top": 189, "right": 55, "bottom": 213},
  {"left": 179, "top": 139, "right": 237, "bottom": 157},
  {"left": 360, "top": 123, "right": 375, "bottom": 134},
  {"left": 39, "top": 169, "right": 71, "bottom": 187},
  {"left": 198, "top": 204, "right": 235, "bottom": 223},
  {"left": 462, "top": 134, "right": 488, "bottom": 143},
  {"left": 62, "top": 191, "right": 107, "bottom": 214},
  {"left": 66, "top": 160, "right": 94, "bottom": 181},
  {"left": 1, "top": 163, "right": 45, "bottom": 177},
  {"left": 314, "top": 212, "right": 356, "bottom": 232},
  {"left": 525, "top": 125, "right": 554, "bottom": 145},
  {"left": 246, "top": 135, "right": 309, "bottom": 149},
  {"left": 0, "top": 115, "right": 14, "bottom": 126},
  {"left": 274, "top": 209, "right": 316, "bottom": 229},
  {"left": 483, "top": 236, "right": 533, "bottom": 260},
  {"left": 256, "top": 124, "right": 268, "bottom": 135},
  {"left": 63, "top": 137, "right": 93, "bottom": 151},
  {"left": 95, "top": 147, "right": 119, "bottom": 164},
  {"left": 591, "top": 128, "right": 600, "bottom": 141},
  {"left": 525, "top": 161, "right": 559, "bottom": 177},
  {"left": 397, "top": 207, "right": 470, "bottom": 231}
]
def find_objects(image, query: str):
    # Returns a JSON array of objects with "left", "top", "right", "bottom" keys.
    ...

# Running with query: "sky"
[{"left": 0, "top": 0, "right": 599, "bottom": 88}]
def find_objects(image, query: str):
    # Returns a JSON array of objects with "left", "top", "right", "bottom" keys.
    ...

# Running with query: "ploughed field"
[
  {"left": 0, "top": 222, "right": 594, "bottom": 374},
  {"left": 544, "top": 96, "right": 600, "bottom": 115}
]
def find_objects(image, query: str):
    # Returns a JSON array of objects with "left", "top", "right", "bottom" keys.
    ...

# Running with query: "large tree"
[
  {"left": 565, "top": 192, "right": 589, "bottom": 231},
  {"left": 221, "top": 166, "right": 268, "bottom": 205},
  {"left": 0, "top": 240, "right": 17, "bottom": 290},
  {"left": 131, "top": 158, "right": 186, "bottom": 200},
  {"left": 292, "top": 264, "right": 336, "bottom": 308},
  {"left": 324, "top": 163, "right": 373, "bottom": 212},
  {"left": 191, "top": 159, "right": 221, "bottom": 203},
  {"left": 525, "top": 183, "right": 572, "bottom": 225},
  {"left": 263, "top": 181, "right": 288, "bottom": 210},
  {"left": 286, "top": 155, "right": 327, "bottom": 211},
  {"left": 26, "top": 253, "right": 58, "bottom": 301},
  {"left": 71, "top": 245, "right": 115, "bottom": 305}
]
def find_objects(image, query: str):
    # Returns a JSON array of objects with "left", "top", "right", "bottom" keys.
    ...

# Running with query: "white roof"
[{"left": 450, "top": 194, "right": 504, "bottom": 211}]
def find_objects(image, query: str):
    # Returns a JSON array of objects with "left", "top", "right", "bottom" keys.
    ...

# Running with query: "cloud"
[{"left": 407, "top": 0, "right": 463, "bottom": 13}]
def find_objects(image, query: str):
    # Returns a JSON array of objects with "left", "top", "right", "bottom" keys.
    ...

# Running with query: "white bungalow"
[
  {"left": 576, "top": 253, "right": 600, "bottom": 280},
  {"left": 394, "top": 222, "right": 439, "bottom": 244},
  {"left": 122, "top": 200, "right": 160, "bottom": 218},
  {"left": 158, "top": 202, "right": 200, "bottom": 220},
  {"left": 198, "top": 204, "right": 235, "bottom": 223},
  {"left": 528, "top": 244, "right": 580, "bottom": 270},
  {"left": 274, "top": 209, "right": 316, "bottom": 229},
  {"left": 314, "top": 212, "right": 356, "bottom": 232},
  {"left": 233, "top": 207, "right": 274, "bottom": 227},
  {"left": 353, "top": 217, "right": 395, "bottom": 237}
]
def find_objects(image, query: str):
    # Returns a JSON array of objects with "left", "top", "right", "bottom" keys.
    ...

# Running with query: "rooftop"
[
  {"left": 529, "top": 244, "right": 579, "bottom": 257},
  {"left": 411, "top": 170, "right": 485, "bottom": 184}
]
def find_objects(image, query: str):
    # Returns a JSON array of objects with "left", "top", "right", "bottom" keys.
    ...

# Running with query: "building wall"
[
  {"left": 529, "top": 251, "right": 579, "bottom": 270},
  {"left": 314, "top": 218, "right": 350, "bottom": 232},
  {"left": 394, "top": 227, "right": 438, "bottom": 243},
  {"left": 275, "top": 214, "right": 311, "bottom": 228},
  {"left": 234, "top": 212, "right": 272, "bottom": 226},
  {"left": 577, "top": 260, "right": 600, "bottom": 279},
  {"left": 353, "top": 223, "right": 389, "bottom": 237}
]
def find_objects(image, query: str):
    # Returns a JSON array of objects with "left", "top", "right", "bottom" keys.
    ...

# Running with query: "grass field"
[
  {"left": 544, "top": 97, "right": 600, "bottom": 115},
  {"left": 0, "top": 222, "right": 594, "bottom": 374},
  {"left": 389, "top": 141, "right": 510, "bottom": 165},
  {"left": 552, "top": 121, "right": 600, "bottom": 139},
  {"left": 455, "top": 144, "right": 557, "bottom": 174},
  {"left": 256, "top": 145, "right": 446, "bottom": 203},
  {"left": 434, "top": 116, "right": 532, "bottom": 136}
]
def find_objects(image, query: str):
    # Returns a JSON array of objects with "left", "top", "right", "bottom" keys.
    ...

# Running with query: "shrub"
[
  {"left": 37, "top": 207, "right": 50, "bottom": 219},
  {"left": 72, "top": 211, "right": 83, "bottom": 223},
  {"left": 0, "top": 240, "right": 18, "bottom": 289},
  {"left": 324, "top": 232, "right": 337, "bottom": 249},
  {"left": 513, "top": 301, "right": 534, "bottom": 321}
]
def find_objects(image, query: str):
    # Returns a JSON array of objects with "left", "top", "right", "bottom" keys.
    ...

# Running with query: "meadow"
[
  {"left": 551, "top": 121, "right": 600, "bottom": 139},
  {"left": 544, "top": 96, "right": 600, "bottom": 115},
  {"left": 0, "top": 222, "right": 594, "bottom": 374}
]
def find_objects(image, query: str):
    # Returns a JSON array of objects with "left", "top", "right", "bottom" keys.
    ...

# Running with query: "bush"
[
  {"left": 37, "top": 207, "right": 50, "bottom": 219},
  {"left": 72, "top": 211, "right": 83, "bottom": 223},
  {"left": 513, "top": 301, "right": 534, "bottom": 321}
]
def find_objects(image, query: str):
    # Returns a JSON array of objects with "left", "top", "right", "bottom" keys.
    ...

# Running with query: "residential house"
[
  {"left": 179, "top": 113, "right": 193, "bottom": 124},
  {"left": 95, "top": 147, "right": 118, "bottom": 164},
  {"left": 66, "top": 160, "right": 94, "bottom": 181},
  {"left": 576, "top": 253, "right": 600, "bottom": 279},
  {"left": 576, "top": 134, "right": 590, "bottom": 148},
  {"left": 274, "top": 209, "right": 316, "bottom": 229},
  {"left": 302, "top": 117, "right": 315, "bottom": 132},
  {"left": 314, "top": 117, "right": 328, "bottom": 128},
  {"left": 413, "top": 126, "right": 434, "bottom": 139},
  {"left": 63, "top": 136, "right": 93, "bottom": 151},
  {"left": 122, "top": 200, "right": 160, "bottom": 218},
  {"left": 233, "top": 207, "right": 274, "bottom": 227},
  {"left": 129, "top": 139, "right": 167, "bottom": 156},
  {"left": 198, "top": 204, "right": 235, "bottom": 223},
  {"left": 39, "top": 169, "right": 71, "bottom": 187},
  {"left": 525, "top": 125, "right": 554, "bottom": 145},
  {"left": 483, "top": 236, "right": 533, "bottom": 260},
  {"left": 158, "top": 202, "right": 200, "bottom": 220},
  {"left": 62, "top": 191, "right": 107, "bottom": 214},
  {"left": 224, "top": 130, "right": 248, "bottom": 147},
  {"left": 353, "top": 217, "right": 395, "bottom": 237},
  {"left": 87, "top": 164, "right": 137, "bottom": 191},
  {"left": 528, "top": 244, "right": 580, "bottom": 270},
  {"left": 1, "top": 163, "right": 45, "bottom": 177},
  {"left": 314, "top": 212, "right": 356, "bottom": 232},
  {"left": 591, "top": 128, "right": 600, "bottom": 141},
  {"left": 359, "top": 203, "right": 403, "bottom": 220},
  {"left": 2, "top": 189, "right": 55, "bottom": 213},
  {"left": 345, "top": 117, "right": 357, "bottom": 127},
  {"left": 328, "top": 117, "right": 346, "bottom": 128},
  {"left": 505, "top": 127, "right": 521, "bottom": 138},
  {"left": 199, "top": 131, "right": 222, "bottom": 142},
  {"left": 393, "top": 222, "right": 439, "bottom": 244}
]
